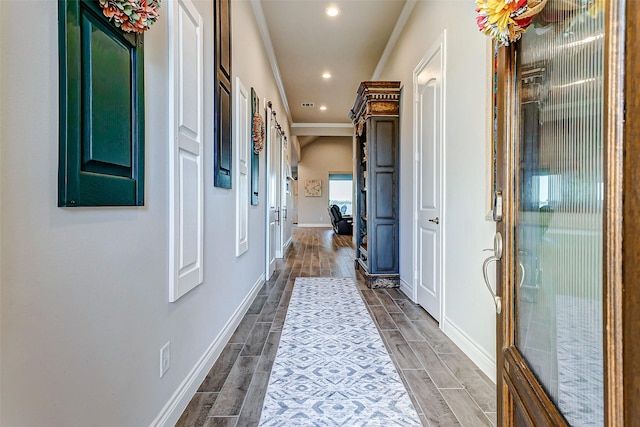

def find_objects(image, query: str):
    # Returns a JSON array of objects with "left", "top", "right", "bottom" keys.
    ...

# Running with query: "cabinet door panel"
[
  {"left": 373, "top": 223, "right": 397, "bottom": 272},
  {"left": 375, "top": 171, "right": 395, "bottom": 220},
  {"left": 374, "top": 120, "right": 396, "bottom": 167}
]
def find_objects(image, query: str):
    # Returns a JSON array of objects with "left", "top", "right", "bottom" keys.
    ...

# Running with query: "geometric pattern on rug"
[{"left": 258, "top": 277, "right": 422, "bottom": 426}]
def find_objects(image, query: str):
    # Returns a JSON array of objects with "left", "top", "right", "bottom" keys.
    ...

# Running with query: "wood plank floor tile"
[
  {"left": 256, "top": 282, "right": 269, "bottom": 297},
  {"left": 397, "top": 370, "right": 424, "bottom": 418},
  {"left": 240, "top": 322, "right": 271, "bottom": 357},
  {"left": 208, "top": 356, "right": 259, "bottom": 417},
  {"left": 385, "top": 288, "right": 408, "bottom": 300},
  {"left": 440, "top": 388, "right": 493, "bottom": 427},
  {"left": 256, "top": 331, "right": 281, "bottom": 373},
  {"left": 403, "top": 369, "right": 461, "bottom": 426},
  {"left": 228, "top": 315, "right": 258, "bottom": 344},
  {"left": 175, "top": 392, "right": 218, "bottom": 427},
  {"left": 440, "top": 353, "right": 497, "bottom": 412},
  {"left": 198, "top": 343, "right": 244, "bottom": 392},
  {"left": 394, "top": 299, "right": 428, "bottom": 321},
  {"left": 246, "top": 295, "right": 268, "bottom": 315},
  {"left": 374, "top": 290, "right": 402, "bottom": 313},
  {"left": 360, "top": 289, "right": 381, "bottom": 306},
  {"left": 389, "top": 311, "right": 424, "bottom": 342},
  {"left": 235, "top": 371, "right": 270, "bottom": 426},
  {"left": 203, "top": 417, "right": 237, "bottom": 427},
  {"left": 256, "top": 299, "right": 279, "bottom": 323},
  {"left": 271, "top": 306, "right": 287, "bottom": 332},
  {"left": 409, "top": 340, "right": 462, "bottom": 389},
  {"left": 412, "top": 319, "right": 461, "bottom": 354},
  {"left": 368, "top": 305, "right": 397, "bottom": 330},
  {"left": 380, "top": 330, "right": 422, "bottom": 370}
]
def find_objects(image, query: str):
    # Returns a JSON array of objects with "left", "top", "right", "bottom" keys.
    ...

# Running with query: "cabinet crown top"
[{"left": 349, "top": 81, "right": 401, "bottom": 124}]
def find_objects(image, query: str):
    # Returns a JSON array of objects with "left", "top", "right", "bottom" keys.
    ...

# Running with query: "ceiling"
[{"left": 251, "top": 0, "right": 414, "bottom": 148}]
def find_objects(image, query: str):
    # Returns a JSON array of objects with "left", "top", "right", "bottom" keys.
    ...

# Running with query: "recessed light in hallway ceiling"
[
  {"left": 322, "top": 72, "right": 332, "bottom": 79},
  {"left": 320, "top": 106, "right": 327, "bottom": 111},
  {"left": 325, "top": 6, "right": 339, "bottom": 17},
  {"left": 256, "top": 0, "right": 407, "bottom": 123}
]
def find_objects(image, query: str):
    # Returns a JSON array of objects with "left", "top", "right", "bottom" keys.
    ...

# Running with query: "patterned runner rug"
[{"left": 258, "top": 277, "right": 422, "bottom": 426}]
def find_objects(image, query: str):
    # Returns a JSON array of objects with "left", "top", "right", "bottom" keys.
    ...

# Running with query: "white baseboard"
[
  {"left": 441, "top": 316, "right": 496, "bottom": 383},
  {"left": 150, "top": 274, "right": 265, "bottom": 427},
  {"left": 399, "top": 278, "right": 415, "bottom": 301},
  {"left": 297, "top": 223, "right": 331, "bottom": 228}
]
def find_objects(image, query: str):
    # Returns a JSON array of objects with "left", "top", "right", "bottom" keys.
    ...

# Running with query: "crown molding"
[
  {"left": 249, "top": 0, "right": 292, "bottom": 123},
  {"left": 371, "top": 0, "right": 417, "bottom": 80}
]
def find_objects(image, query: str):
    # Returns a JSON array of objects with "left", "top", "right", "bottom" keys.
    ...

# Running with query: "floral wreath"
[
  {"left": 252, "top": 112, "right": 265, "bottom": 154},
  {"left": 475, "top": 0, "right": 547, "bottom": 45},
  {"left": 99, "top": 0, "right": 161, "bottom": 34},
  {"left": 476, "top": 0, "right": 605, "bottom": 45}
]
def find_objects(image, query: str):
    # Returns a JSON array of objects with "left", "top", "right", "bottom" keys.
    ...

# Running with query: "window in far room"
[{"left": 328, "top": 173, "right": 353, "bottom": 216}]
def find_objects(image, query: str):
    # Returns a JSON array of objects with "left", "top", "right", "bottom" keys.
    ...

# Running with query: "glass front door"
[{"left": 501, "top": 4, "right": 605, "bottom": 426}]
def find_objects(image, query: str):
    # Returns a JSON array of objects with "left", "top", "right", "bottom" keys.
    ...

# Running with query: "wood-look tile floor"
[{"left": 176, "top": 227, "right": 496, "bottom": 427}]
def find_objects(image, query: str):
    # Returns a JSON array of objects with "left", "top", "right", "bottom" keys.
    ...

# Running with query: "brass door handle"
[{"left": 429, "top": 217, "right": 440, "bottom": 224}]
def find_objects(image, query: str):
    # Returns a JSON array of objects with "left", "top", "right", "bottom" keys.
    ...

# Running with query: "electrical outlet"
[
  {"left": 160, "top": 341, "right": 171, "bottom": 378},
  {"left": 320, "top": 215, "right": 323, "bottom": 221}
]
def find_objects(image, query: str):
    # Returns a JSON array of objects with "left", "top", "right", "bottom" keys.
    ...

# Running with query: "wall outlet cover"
[{"left": 160, "top": 342, "right": 171, "bottom": 378}]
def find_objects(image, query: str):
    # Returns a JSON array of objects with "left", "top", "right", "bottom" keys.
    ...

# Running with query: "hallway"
[{"left": 176, "top": 228, "right": 496, "bottom": 426}]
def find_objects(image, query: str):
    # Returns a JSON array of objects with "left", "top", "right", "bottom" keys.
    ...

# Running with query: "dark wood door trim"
[
  {"left": 612, "top": 1, "right": 640, "bottom": 426},
  {"left": 503, "top": 347, "right": 568, "bottom": 427},
  {"left": 495, "top": 3, "right": 631, "bottom": 423},
  {"left": 496, "top": 42, "right": 517, "bottom": 427},
  {"left": 603, "top": 0, "right": 625, "bottom": 420}
]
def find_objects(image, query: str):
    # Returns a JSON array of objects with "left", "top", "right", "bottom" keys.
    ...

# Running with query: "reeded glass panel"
[{"left": 515, "top": 4, "right": 604, "bottom": 426}]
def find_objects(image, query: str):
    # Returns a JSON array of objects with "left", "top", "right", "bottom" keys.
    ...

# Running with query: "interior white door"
[
  {"left": 414, "top": 35, "right": 444, "bottom": 321},
  {"left": 275, "top": 133, "right": 284, "bottom": 258},
  {"left": 266, "top": 111, "right": 281, "bottom": 279}
]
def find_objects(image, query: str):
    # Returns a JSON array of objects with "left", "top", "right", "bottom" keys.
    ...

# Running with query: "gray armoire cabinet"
[{"left": 349, "top": 81, "right": 400, "bottom": 288}]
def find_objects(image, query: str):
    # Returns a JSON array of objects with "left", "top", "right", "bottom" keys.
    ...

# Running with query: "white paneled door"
[
  {"left": 235, "top": 78, "right": 249, "bottom": 257},
  {"left": 266, "top": 106, "right": 281, "bottom": 280},
  {"left": 168, "top": 0, "right": 203, "bottom": 302},
  {"left": 414, "top": 33, "right": 445, "bottom": 321}
]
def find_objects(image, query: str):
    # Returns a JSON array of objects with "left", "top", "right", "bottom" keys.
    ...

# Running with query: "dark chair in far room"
[{"left": 328, "top": 204, "right": 353, "bottom": 235}]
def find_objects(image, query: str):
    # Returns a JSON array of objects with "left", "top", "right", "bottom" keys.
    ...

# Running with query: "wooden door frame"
[{"left": 495, "top": 1, "right": 633, "bottom": 425}]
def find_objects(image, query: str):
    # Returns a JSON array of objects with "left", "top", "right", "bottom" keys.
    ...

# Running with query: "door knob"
[{"left": 429, "top": 217, "right": 440, "bottom": 224}]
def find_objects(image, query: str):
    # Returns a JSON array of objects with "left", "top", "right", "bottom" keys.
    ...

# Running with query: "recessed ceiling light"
[
  {"left": 320, "top": 106, "right": 327, "bottom": 111},
  {"left": 325, "top": 6, "right": 339, "bottom": 17},
  {"left": 322, "top": 72, "right": 331, "bottom": 79}
]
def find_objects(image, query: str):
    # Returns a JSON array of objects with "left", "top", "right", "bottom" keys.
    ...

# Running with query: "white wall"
[
  {"left": 378, "top": 1, "right": 497, "bottom": 379},
  {"left": 0, "top": 2, "right": 3, "bottom": 423},
  {"left": 0, "top": 1, "right": 287, "bottom": 425},
  {"left": 297, "top": 137, "right": 353, "bottom": 227}
]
